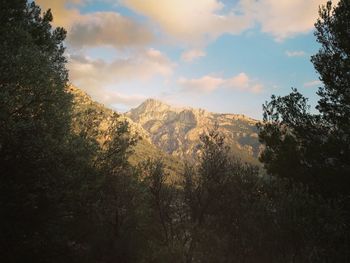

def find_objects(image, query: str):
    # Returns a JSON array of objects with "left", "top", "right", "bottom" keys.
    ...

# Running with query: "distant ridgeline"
[{"left": 69, "top": 86, "right": 262, "bottom": 169}]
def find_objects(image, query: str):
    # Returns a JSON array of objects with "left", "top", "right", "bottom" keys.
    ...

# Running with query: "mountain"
[
  {"left": 68, "top": 86, "right": 261, "bottom": 170},
  {"left": 68, "top": 86, "right": 183, "bottom": 176},
  {"left": 126, "top": 99, "right": 262, "bottom": 165}
]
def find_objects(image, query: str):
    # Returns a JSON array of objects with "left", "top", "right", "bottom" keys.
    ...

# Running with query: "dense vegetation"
[{"left": 0, "top": 0, "right": 349, "bottom": 262}]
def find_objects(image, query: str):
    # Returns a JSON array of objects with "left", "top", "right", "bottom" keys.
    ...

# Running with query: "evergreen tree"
[
  {"left": 0, "top": 2, "right": 138, "bottom": 261},
  {"left": 0, "top": 1, "right": 74, "bottom": 261},
  {"left": 258, "top": 0, "right": 350, "bottom": 198}
]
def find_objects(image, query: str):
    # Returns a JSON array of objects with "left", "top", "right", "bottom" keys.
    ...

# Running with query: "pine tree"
[
  {"left": 0, "top": 1, "right": 74, "bottom": 261},
  {"left": 258, "top": 0, "right": 350, "bottom": 198}
]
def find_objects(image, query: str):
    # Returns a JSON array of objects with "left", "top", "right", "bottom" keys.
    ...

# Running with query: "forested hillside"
[{"left": 0, "top": 1, "right": 349, "bottom": 262}]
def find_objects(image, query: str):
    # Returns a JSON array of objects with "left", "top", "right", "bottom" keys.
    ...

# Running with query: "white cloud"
[
  {"left": 304, "top": 80, "right": 322, "bottom": 87},
  {"left": 69, "top": 49, "right": 174, "bottom": 84},
  {"left": 120, "top": 0, "right": 338, "bottom": 44},
  {"left": 227, "top": 73, "right": 249, "bottom": 90},
  {"left": 37, "top": 0, "right": 338, "bottom": 48},
  {"left": 239, "top": 0, "right": 339, "bottom": 41},
  {"left": 121, "top": 0, "right": 252, "bottom": 45},
  {"left": 181, "top": 49, "right": 206, "bottom": 62},
  {"left": 227, "top": 73, "right": 263, "bottom": 93},
  {"left": 36, "top": 0, "right": 155, "bottom": 49},
  {"left": 286, "top": 50, "right": 306, "bottom": 57},
  {"left": 68, "top": 12, "right": 154, "bottom": 48},
  {"left": 178, "top": 72, "right": 263, "bottom": 93},
  {"left": 68, "top": 49, "right": 175, "bottom": 104},
  {"left": 178, "top": 76, "right": 225, "bottom": 92},
  {"left": 36, "top": 0, "right": 81, "bottom": 28}
]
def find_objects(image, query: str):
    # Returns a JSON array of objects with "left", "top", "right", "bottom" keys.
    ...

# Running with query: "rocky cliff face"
[
  {"left": 125, "top": 99, "right": 261, "bottom": 164},
  {"left": 68, "top": 86, "right": 183, "bottom": 175},
  {"left": 69, "top": 86, "right": 261, "bottom": 166}
]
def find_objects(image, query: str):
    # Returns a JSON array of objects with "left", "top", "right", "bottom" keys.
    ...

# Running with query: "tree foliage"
[
  {"left": 180, "top": 128, "right": 348, "bottom": 262},
  {"left": 258, "top": 0, "right": 350, "bottom": 198},
  {"left": 0, "top": 2, "right": 138, "bottom": 262},
  {"left": 1, "top": 1, "right": 349, "bottom": 262}
]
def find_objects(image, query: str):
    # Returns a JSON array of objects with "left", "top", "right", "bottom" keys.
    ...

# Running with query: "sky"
[{"left": 36, "top": 0, "right": 336, "bottom": 119}]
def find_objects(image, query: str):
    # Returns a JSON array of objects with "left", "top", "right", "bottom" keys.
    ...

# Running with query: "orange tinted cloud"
[
  {"left": 240, "top": 0, "right": 340, "bottom": 41},
  {"left": 36, "top": 0, "right": 155, "bottom": 48},
  {"left": 121, "top": 0, "right": 252, "bottom": 45},
  {"left": 178, "top": 73, "right": 263, "bottom": 94}
]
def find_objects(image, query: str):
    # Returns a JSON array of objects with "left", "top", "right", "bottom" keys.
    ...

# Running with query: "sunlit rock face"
[
  {"left": 125, "top": 99, "right": 262, "bottom": 164},
  {"left": 68, "top": 87, "right": 261, "bottom": 165},
  {"left": 68, "top": 86, "right": 183, "bottom": 175}
]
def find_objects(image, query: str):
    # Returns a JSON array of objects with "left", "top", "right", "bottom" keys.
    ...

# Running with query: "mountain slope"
[
  {"left": 126, "top": 99, "right": 262, "bottom": 165},
  {"left": 68, "top": 86, "right": 261, "bottom": 169},
  {"left": 68, "top": 86, "right": 183, "bottom": 176}
]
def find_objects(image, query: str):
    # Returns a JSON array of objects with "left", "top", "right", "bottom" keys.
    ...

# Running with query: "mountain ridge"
[
  {"left": 126, "top": 97, "right": 262, "bottom": 164},
  {"left": 69, "top": 86, "right": 261, "bottom": 167},
  {"left": 131, "top": 98, "right": 257, "bottom": 123},
  {"left": 68, "top": 85, "right": 183, "bottom": 176}
]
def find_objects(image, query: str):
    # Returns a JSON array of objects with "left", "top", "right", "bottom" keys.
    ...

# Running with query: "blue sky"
[{"left": 37, "top": 0, "right": 333, "bottom": 119}]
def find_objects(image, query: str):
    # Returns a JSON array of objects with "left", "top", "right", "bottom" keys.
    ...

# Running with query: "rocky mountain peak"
[
  {"left": 125, "top": 98, "right": 261, "bottom": 163},
  {"left": 126, "top": 98, "right": 180, "bottom": 124},
  {"left": 68, "top": 87, "right": 261, "bottom": 165},
  {"left": 135, "top": 98, "right": 171, "bottom": 113}
]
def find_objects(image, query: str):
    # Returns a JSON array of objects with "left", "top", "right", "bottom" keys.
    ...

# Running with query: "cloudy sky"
[{"left": 36, "top": 0, "right": 333, "bottom": 119}]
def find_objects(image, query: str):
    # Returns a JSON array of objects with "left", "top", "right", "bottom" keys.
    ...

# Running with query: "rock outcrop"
[{"left": 125, "top": 99, "right": 261, "bottom": 164}]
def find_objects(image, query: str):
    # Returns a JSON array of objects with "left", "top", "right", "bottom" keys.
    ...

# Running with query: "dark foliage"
[
  {"left": 258, "top": 0, "right": 350, "bottom": 198},
  {"left": 1, "top": 1, "right": 349, "bottom": 262},
  {"left": 0, "top": 2, "right": 139, "bottom": 262}
]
